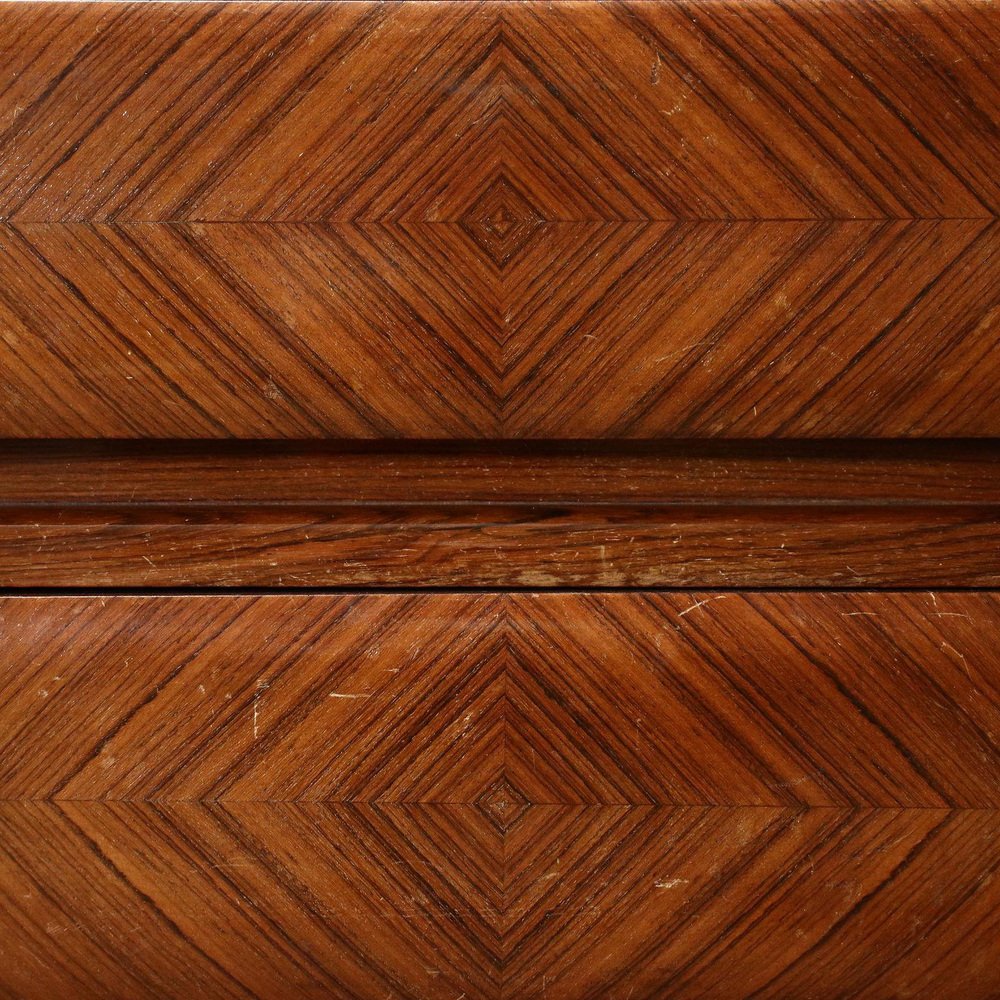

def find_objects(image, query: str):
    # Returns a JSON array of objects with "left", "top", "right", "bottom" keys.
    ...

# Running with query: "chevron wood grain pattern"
[
  {"left": 3, "top": 0, "right": 1000, "bottom": 993},
  {"left": 1, "top": 593, "right": 999, "bottom": 998},
  {"left": 0, "top": 803, "right": 997, "bottom": 1000},
  {"left": 4, "top": 1, "right": 998, "bottom": 222},
  {"left": 1, "top": 1, "right": 998, "bottom": 438},
  {"left": 3, "top": 592, "right": 999, "bottom": 807}
]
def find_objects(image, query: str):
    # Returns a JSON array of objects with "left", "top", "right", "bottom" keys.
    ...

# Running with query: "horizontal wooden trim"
[
  {"left": 3, "top": 441, "right": 997, "bottom": 588},
  {"left": 3, "top": 440, "right": 999, "bottom": 506},
  {"left": 1, "top": 503, "right": 997, "bottom": 589}
]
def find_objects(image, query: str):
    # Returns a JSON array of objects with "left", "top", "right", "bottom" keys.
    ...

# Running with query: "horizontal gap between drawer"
[{"left": 2, "top": 586, "right": 997, "bottom": 598}]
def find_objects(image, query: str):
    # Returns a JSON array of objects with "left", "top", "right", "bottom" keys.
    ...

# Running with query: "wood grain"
[
  {"left": 4, "top": 440, "right": 1000, "bottom": 507},
  {"left": 2, "top": 0, "right": 999, "bottom": 993},
  {"left": 2, "top": 592, "right": 997, "bottom": 806},
  {"left": 2, "top": 441, "right": 998, "bottom": 588},
  {"left": 0, "top": 803, "right": 997, "bottom": 1000},
  {"left": 3, "top": 2, "right": 997, "bottom": 221},
  {"left": 0, "top": 1, "right": 998, "bottom": 438},
  {"left": 1, "top": 593, "right": 999, "bottom": 998},
  {"left": 1, "top": 502, "right": 998, "bottom": 589},
  {"left": 501, "top": 805, "right": 1000, "bottom": 1000}
]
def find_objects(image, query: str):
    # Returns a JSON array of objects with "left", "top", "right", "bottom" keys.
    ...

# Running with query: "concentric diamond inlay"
[
  {"left": 461, "top": 174, "right": 545, "bottom": 269},
  {"left": 475, "top": 775, "right": 531, "bottom": 832}
]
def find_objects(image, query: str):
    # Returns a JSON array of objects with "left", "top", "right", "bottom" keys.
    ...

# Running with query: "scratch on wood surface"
[
  {"left": 678, "top": 596, "right": 728, "bottom": 617},
  {"left": 253, "top": 678, "right": 269, "bottom": 740}
]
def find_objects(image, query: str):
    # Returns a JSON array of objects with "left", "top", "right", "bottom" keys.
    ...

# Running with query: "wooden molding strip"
[
  {"left": 2, "top": 441, "right": 998, "bottom": 588},
  {"left": 3, "top": 440, "right": 999, "bottom": 506},
  {"left": 2, "top": 502, "right": 998, "bottom": 589}
]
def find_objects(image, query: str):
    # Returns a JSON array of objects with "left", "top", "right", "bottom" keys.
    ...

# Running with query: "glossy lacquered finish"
[
  {"left": 1, "top": 592, "right": 999, "bottom": 999},
  {"left": 0, "top": 0, "right": 997, "bottom": 438}
]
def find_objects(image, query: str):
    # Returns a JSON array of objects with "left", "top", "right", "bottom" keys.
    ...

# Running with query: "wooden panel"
[
  {"left": 0, "top": 219, "right": 996, "bottom": 439},
  {"left": 0, "top": 222, "right": 498, "bottom": 438},
  {"left": 1, "top": 593, "right": 999, "bottom": 998},
  {"left": 2, "top": 2, "right": 997, "bottom": 221},
  {"left": 1, "top": 503, "right": 998, "bottom": 588},
  {"left": 0, "top": 803, "right": 997, "bottom": 999},
  {"left": 2, "top": 592, "right": 998, "bottom": 806},
  {"left": 500, "top": 806, "right": 1000, "bottom": 1000},
  {"left": 0, "top": 1, "right": 998, "bottom": 438},
  {"left": 0, "top": 595, "right": 505, "bottom": 803},
  {"left": 0, "top": 802, "right": 506, "bottom": 1000},
  {"left": 2, "top": 0, "right": 999, "bottom": 991}
]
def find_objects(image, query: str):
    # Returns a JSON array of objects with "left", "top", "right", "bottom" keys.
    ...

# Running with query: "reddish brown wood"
[
  {"left": 501, "top": 806, "right": 1000, "bottom": 1000},
  {"left": 0, "top": 803, "right": 997, "bottom": 1000},
  {"left": 3, "top": 2, "right": 996, "bottom": 221},
  {"left": 2, "top": 592, "right": 997, "bottom": 806},
  {"left": 1, "top": 593, "right": 999, "bottom": 998},
  {"left": 1, "top": 0, "right": 999, "bottom": 995},
  {"left": 2, "top": 442, "right": 997, "bottom": 588},
  {"left": 3, "top": 440, "right": 1000, "bottom": 507},
  {"left": 0, "top": 2, "right": 998, "bottom": 438},
  {"left": 0, "top": 502, "right": 997, "bottom": 588}
]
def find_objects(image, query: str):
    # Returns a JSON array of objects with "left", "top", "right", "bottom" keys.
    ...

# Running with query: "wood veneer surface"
[
  {"left": 1, "top": 592, "right": 999, "bottom": 998},
  {"left": 2, "top": 440, "right": 997, "bottom": 588},
  {"left": 0, "top": 0, "right": 998, "bottom": 438},
  {"left": 1, "top": 0, "right": 999, "bottom": 995},
  {"left": 2, "top": 502, "right": 999, "bottom": 589},
  {"left": 4, "top": 440, "right": 1000, "bottom": 506}
]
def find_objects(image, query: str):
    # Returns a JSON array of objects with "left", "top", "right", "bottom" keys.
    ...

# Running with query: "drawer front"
[
  {"left": 2, "top": 0, "right": 999, "bottom": 997},
  {"left": 1, "top": 0, "right": 998, "bottom": 439},
  {"left": 2, "top": 592, "right": 998, "bottom": 999}
]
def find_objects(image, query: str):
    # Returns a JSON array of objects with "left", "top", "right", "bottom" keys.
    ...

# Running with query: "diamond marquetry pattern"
[
  {"left": 8, "top": 593, "right": 998, "bottom": 808},
  {"left": 2, "top": 593, "right": 999, "bottom": 998},
  {"left": 1, "top": 1, "right": 998, "bottom": 439}
]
